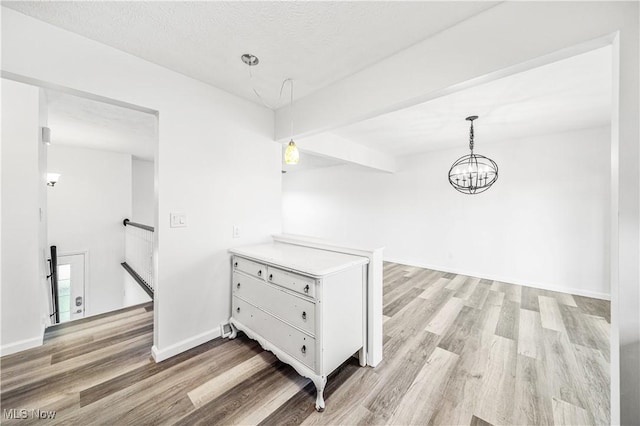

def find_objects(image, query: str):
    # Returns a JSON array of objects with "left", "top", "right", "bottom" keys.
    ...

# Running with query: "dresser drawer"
[
  {"left": 233, "top": 256, "right": 266, "bottom": 280},
  {"left": 267, "top": 266, "right": 316, "bottom": 298},
  {"left": 233, "top": 272, "right": 315, "bottom": 336},
  {"left": 233, "top": 296, "right": 315, "bottom": 370}
]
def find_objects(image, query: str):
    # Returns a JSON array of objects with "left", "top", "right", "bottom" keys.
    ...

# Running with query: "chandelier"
[{"left": 448, "top": 116, "right": 498, "bottom": 194}]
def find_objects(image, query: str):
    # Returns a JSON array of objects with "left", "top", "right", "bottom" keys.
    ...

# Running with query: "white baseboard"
[
  {"left": 0, "top": 334, "right": 44, "bottom": 357},
  {"left": 151, "top": 327, "right": 221, "bottom": 363},
  {"left": 384, "top": 257, "right": 611, "bottom": 301}
]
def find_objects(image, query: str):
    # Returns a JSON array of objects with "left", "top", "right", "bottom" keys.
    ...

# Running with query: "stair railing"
[{"left": 122, "top": 219, "right": 154, "bottom": 298}]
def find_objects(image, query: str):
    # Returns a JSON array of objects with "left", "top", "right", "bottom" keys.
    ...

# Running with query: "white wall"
[
  {"left": 284, "top": 126, "right": 611, "bottom": 298},
  {"left": 132, "top": 158, "right": 154, "bottom": 226},
  {"left": 1, "top": 8, "right": 281, "bottom": 361},
  {"left": 48, "top": 145, "right": 132, "bottom": 316},
  {"left": 0, "top": 79, "right": 49, "bottom": 355}
]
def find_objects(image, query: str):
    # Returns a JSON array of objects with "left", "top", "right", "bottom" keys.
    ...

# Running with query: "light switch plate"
[
  {"left": 170, "top": 212, "right": 187, "bottom": 228},
  {"left": 233, "top": 225, "right": 241, "bottom": 238}
]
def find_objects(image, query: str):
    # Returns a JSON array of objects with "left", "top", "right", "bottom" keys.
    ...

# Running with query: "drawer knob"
[
  {"left": 234, "top": 262, "right": 238, "bottom": 268},
  {"left": 269, "top": 273, "right": 273, "bottom": 281},
  {"left": 258, "top": 270, "right": 262, "bottom": 277},
  {"left": 304, "top": 284, "right": 310, "bottom": 294},
  {"left": 302, "top": 311, "right": 307, "bottom": 320},
  {"left": 236, "top": 282, "right": 240, "bottom": 289},
  {"left": 301, "top": 345, "right": 306, "bottom": 354},
  {"left": 236, "top": 307, "right": 240, "bottom": 313}
]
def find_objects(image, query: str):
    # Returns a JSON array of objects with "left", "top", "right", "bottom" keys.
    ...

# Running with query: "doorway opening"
[{"left": 43, "top": 87, "right": 157, "bottom": 326}]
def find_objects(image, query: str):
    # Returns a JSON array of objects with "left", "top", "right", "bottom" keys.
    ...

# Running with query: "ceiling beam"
[
  {"left": 295, "top": 133, "right": 395, "bottom": 173},
  {"left": 274, "top": 2, "right": 618, "bottom": 142}
]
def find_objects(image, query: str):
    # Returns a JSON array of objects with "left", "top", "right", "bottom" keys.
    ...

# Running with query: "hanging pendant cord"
[
  {"left": 279, "top": 79, "right": 294, "bottom": 140},
  {"left": 469, "top": 120, "right": 474, "bottom": 153},
  {"left": 246, "top": 65, "right": 291, "bottom": 111},
  {"left": 248, "top": 65, "right": 276, "bottom": 110}
]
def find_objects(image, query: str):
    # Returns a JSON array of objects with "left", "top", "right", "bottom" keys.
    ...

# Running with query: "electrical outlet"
[{"left": 233, "top": 225, "right": 241, "bottom": 238}]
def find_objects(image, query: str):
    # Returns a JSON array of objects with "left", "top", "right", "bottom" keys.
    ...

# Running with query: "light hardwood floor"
[{"left": 0, "top": 262, "right": 610, "bottom": 425}]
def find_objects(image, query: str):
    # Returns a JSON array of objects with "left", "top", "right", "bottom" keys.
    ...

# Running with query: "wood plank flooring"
[{"left": 0, "top": 263, "right": 610, "bottom": 425}]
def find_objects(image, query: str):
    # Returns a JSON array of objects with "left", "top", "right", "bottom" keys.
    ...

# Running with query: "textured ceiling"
[
  {"left": 331, "top": 46, "right": 612, "bottom": 157},
  {"left": 46, "top": 90, "right": 156, "bottom": 161},
  {"left": 4, "top": 2, "right": 610, "bottom": 168},
  {"left": 3, "top": 1, "right": 498, "bottom": 109},
  {"left": 43, "top": 46, "right": 611, "bottom": 170}
]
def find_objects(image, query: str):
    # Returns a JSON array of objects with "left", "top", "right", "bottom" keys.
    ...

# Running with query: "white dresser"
[{"left": 228, "top": 242, "right": 369, "bottom": 411}]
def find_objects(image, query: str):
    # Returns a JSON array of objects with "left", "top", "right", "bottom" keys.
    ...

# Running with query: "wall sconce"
[{"left": 47, "top": 173, "right": 61, "bottom": 187}]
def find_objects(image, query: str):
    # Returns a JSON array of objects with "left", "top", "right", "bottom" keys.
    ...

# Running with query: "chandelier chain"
[{"left": 469, "top": 120, "right": 474, "bottom": 153}]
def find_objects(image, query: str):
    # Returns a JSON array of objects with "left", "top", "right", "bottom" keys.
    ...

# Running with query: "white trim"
[
  {"left": 151, "top": 327, "right": 221, "bottom": 363},
  {"left": 0, "top": 332, "right": 44, "bottom": 357},
  {"left": 608, "top": 32, "right": 620, "bottom": 425},
  {"left": 384, "top": 257, "right": 611, "bottom": 301},
  {"left": 1, "top": 70, "right": 159, "bottom": 116}
]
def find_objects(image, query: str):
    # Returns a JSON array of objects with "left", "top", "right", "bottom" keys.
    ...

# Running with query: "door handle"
[{"left": 75, "top": 296, "right": 83, "bottom": 307}]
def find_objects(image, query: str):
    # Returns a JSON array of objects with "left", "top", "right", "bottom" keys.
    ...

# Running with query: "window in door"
[{"left": 56, "top": 254, "right": 85, "bottom": 323}]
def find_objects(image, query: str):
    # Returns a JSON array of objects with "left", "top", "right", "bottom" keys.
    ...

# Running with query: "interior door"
[{"left": 57, "top": 254, "right": 85, "bottom": 322}]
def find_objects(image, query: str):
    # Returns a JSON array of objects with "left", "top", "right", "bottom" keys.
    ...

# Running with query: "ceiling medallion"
[{"left": 241, "top": 53, "right": 259, "bottom": 66}]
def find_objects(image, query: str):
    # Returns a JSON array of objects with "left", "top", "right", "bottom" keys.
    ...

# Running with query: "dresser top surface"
[{"left": 230, "top": 242, "right": 369, "bottom": 277}]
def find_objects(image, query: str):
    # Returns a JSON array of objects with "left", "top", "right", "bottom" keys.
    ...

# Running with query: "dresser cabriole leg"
[
  {"left": 228, "top": 322, "right": 237, "bottom": 339},
  {"left": 314, "top": 376, "right": 327, "bottom": 412}
]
